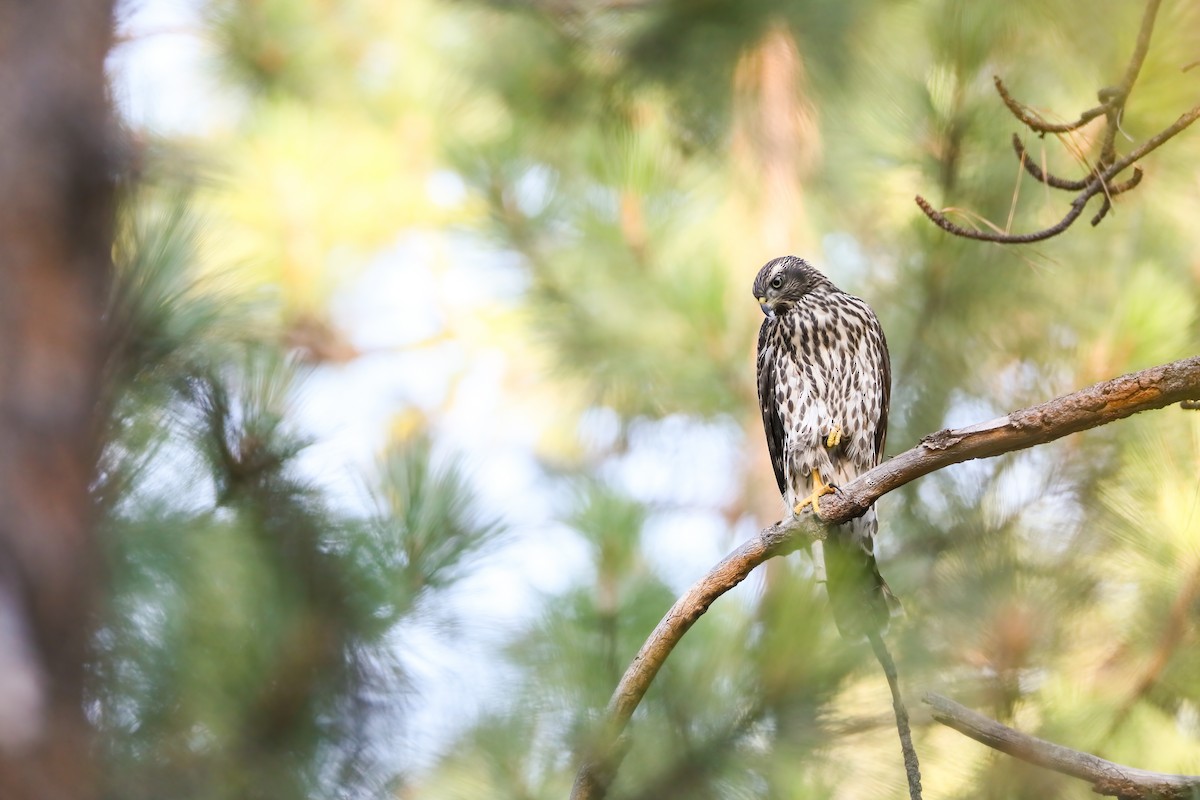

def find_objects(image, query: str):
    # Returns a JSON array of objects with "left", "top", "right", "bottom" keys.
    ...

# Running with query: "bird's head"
[{"left": 752, "top": 255, "right": 833, "bottom": 319}]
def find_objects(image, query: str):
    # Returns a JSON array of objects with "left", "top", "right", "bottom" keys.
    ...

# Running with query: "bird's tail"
[{"left": 821, "top": 509, "right": 897, "bottom": 639}]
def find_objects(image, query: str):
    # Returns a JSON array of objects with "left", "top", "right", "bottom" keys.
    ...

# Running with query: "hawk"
[{"left": 753, "top": 255, "right": 895, "bottom": 636}]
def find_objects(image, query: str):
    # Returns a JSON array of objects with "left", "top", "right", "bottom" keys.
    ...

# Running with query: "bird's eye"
[{"left": 770, "top": 276, "right": 784, "bottom": 289}]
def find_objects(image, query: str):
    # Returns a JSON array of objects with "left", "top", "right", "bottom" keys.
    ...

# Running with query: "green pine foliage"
[{"left": 93, "top": 175, "right": 504, "bottom": 798}]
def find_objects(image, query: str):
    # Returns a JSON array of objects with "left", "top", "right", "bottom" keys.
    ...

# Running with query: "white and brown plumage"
[{"left": 753, "top": 255, "right": 895, "bottom": 636}]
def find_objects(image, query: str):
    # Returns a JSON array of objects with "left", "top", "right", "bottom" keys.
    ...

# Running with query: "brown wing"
[
  {"left": 756, "top": 319, "right": 787, "bottom": 497},
  {"left": 872, "top": 318, "right": 891, "bottom": 464}
]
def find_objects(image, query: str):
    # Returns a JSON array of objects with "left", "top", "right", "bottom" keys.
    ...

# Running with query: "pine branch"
[
  {"left": 923, "top": 692, "right": 1200, "bottom": 799},
  {"left": 569, "top": 355, "right": 1200, "bottom": 800}
]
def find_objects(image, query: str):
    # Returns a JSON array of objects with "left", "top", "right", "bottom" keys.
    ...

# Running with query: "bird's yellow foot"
[
  {"left": 793, "top": 468, "right": 836, "bottom": 517},
  {"left": 825, "top": 426, "right": 842, "bottom": 449}
]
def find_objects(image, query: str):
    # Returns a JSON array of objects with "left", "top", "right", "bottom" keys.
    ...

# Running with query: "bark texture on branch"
[
  {"left": 570, "top": 355, "right": 1200, "bottom": 800},
  {"left": 815, "top": 355, "right": 1200, "bottom": 523},
  {"left": 0, "top": 2, "right": 118, "bottom": 797},
  {"left": 923, "top": 693, "right": 1200, "bottom": 799}
]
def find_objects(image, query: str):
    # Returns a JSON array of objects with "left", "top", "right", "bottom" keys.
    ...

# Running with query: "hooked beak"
[{"left": 756, "top": 297, "right": 776, "bottom": 320}]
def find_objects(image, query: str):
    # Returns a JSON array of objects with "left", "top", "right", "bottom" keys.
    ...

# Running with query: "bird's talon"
[
  {"left": 793, "top": 468, "right": 835, "bottom": 518},
  {"left": 825, "top": 426, "right": 842, "bottom": 449}
]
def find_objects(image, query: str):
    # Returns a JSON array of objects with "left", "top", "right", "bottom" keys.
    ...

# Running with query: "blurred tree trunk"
[{"left": 0, "top": 2, "right": 116, "bottom": 797}]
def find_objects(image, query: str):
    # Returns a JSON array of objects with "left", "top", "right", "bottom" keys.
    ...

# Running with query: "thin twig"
[
  {"left": 1011, "top": 134, "right": 1089, "bottom": 190},
  {"left": 1105, "top": 167, "right": 1144, "bottom": 196},
  {"left": 993, "top": 76, "right": 1106, "bottom": 134},
  {"left": 1115, "top": 0, "right": 1162, "bottom": 96},
  {"left": 868, "top": 631, "right": 922, "bottom": 800},
  {"left": 923, "top": 692, "right": 1200, "bottom": 799},
  {"left": 1090, "top": 195, "right": 1114, "bottom": 227},
  {"left": 914, "top": 193, "right": 1089, "bottom": 244},
  {"left": 1098, "top": 0, "right": 1164, "bottom": 166},
  {"left": 570, "top": 356, "right": 1200, "bottom": 800},
  {"left": 1101, "top": 102, "right": 1200, "bottom": 178},
  {"left": 915, "top": 102, "right": 1198, "bottom": 244},
  {"left": 919, "top": 0, "right": 1194, "bottom": 244}
]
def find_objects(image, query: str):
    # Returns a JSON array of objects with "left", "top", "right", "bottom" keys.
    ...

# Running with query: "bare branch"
[
  {"left": 993, "top": 76, "right": 1106, "bottom": 135},
  {"left": 820, "top": 355, "right": 1200, "bottom": 521},
  {"left": 1011, "top": 134, "right": 1089, "bottom": 190},
  {"left": 914, "top": 100, "right": 1198, "bottom": 245},
  {"left": 918, "top": 0, "right": 1199, "bottom": 244},
  {"left": 868, "top": 632, "right": 922, "bottom": 800},
  {"left": 570, "top": 514, "right": 824, "bottom": 800},
  {"left": 1090, "top": 194, "right": 1115, "bottom": 227},
  {"left": 1115, "top": 0, "right": 1162, "bottom": 97},
  {"left": 1099, "top": 0, "right": 1164, "bottom": 166},
  {"left": 914, "top": 192, "right": 1088, "bottom": 244},
  {"left": 923, "top": 692, "right": 1200, "bottom": 799},
  {"left": 570, "top": 355, "right": 1200, "bottom": 800},
  {"left": 1102, "top": 102, "right": 1200, "bottom": 178},
  {"left": 1090, "top": 169, "right": 1145, "bottom": 225}
]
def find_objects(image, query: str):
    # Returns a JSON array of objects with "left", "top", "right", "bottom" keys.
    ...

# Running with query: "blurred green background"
[{"left": 100, "top": 0, "right": 1200, "bottom": 797}]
